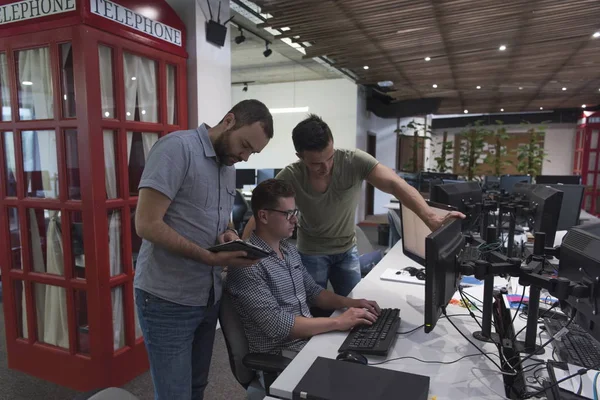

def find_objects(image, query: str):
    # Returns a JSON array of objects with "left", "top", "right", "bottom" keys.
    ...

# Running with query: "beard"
[{"left": 213, "top": 128, "right": 236, "bottom": 165}]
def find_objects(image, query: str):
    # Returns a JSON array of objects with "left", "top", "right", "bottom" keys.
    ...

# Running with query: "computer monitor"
[
  {"left": 499, "top": 175, "right": 532, "bottom": 194},
  {"left": 399, "top": 200, "right": 457, "bottom": 266},
  {"left": 424, "top": 218, "right": 466, "bottom": 333},
  {"left": 544, "top": 184, "right": 584, "bottom": 230},
  {"left": 558, "top": 223, "right": 600, "bottom": 343},
  {"left": 429, "top": 182, "right": 482, "bottom": 214},
  {"left": 257, "top": 169, "right": 276, "bottom": 184},
  {"left": 235, "top": 169, "right": 256, "bottom": 189},
  {"left": 418, "top": 172, "right": 459, "bottom": 192},
  {"left": 535, "top": 175, "right": 581, "bottom": 185},
  {"left": 483, "top": 175, "right": 500, "bottom": 190},
  {"left": 514, "top": 183, "right": 563, "bottom": 247}
]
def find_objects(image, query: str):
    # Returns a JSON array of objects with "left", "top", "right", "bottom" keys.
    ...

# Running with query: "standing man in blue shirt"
[{"left": 134, "top": 100, "right": 273, "bottom": 400}]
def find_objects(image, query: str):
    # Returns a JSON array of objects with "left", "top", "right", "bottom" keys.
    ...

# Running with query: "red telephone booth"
[
  {"left": 574, "top": 112, "right": 600, "bottom": 216},
  {"left": 0, "top": 0, "right": 187, "bottom": 390}
]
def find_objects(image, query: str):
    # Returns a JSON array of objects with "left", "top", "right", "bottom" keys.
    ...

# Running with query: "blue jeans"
[
  {"left": 135, "top": 288, "right": 220, "bottom": 400},
  {"left": 300, "top": 246, "right": 361, "bottom": 296}
]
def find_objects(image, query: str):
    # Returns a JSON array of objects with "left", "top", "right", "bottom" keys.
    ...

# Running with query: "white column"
[{"left": 167, "top": 0, "right": 232, "bottom": 128}]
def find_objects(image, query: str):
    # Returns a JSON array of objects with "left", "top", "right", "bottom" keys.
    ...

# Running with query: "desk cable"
[
  {"left": 521, "top": 359, "right": 600, "bottom": 399},
  {"left": 368, "top": 352, "right": 501, "bottom": 367}
]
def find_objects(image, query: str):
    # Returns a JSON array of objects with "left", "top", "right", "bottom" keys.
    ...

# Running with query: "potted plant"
[
  {"left": 514, "top": 122, "right": 549, "bottom": 176},
  {"left": 432, "top": 131, "right": 453, "bottom": 173},
  {"left": 396, "top": 119, "right": 432, "bottom": 173},
  {"left": 484, "top": 121, "right": 511, "bottom": 176},
  {"left": 458, "top": 120, "right": 489, "bottom": 181}
]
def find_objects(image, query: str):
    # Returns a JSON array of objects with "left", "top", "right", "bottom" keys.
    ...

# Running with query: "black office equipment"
[
  {"left": 484, "top": 175, "right": 500, "bottom": 191},
  {"left": 429, "top": 181, "right": 482, "bottom": 214},
  {"left": 536, "top": 175, "right": 582, "bottom": 185},
  {"left": 513, "top": 183, "right": 563, "bottom": 247},
  {"left": 500, "top": 175, "right": 531, "bottom": 194},
  {"left": 257, "top": 169, "right": 277, "bottom": 184},
  {"left": 338, "top": 308, "right": 400, "bottom": 356},
  {"left": 293, "top": 356, "right": 430, "bottom": 400},
  {"left": 335, "top": 350, "right": 367, "bottom": 365},
  {"left": 418, "top": 171, "right": 458, "bottom": 192},
  {"left": 545, "top": 184, "right": 584, "bottom": 230},
  {"left": 235, "top": 169, "right": 256, "bottom": 189},
  {"left": 424, "top": 218, "right": 465, "bottom": 333},
  {"left": 544, "top": 318, "right": 600, "bottom": 369}
]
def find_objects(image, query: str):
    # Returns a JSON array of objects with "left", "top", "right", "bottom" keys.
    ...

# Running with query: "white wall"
[
  {"left": 232, "top": 79, "right": 358, "bottom": 169},
  {"left": 429, "top": 123, "right": 576, "bottom": 175}
]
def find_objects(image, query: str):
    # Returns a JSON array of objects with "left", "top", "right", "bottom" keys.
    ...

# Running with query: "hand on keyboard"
[
  {"left": 335, "top": 308, "right": 378, "bottom": 331},
  {"left": 346, "top": 298, "right": 381, "bottom": 316}
]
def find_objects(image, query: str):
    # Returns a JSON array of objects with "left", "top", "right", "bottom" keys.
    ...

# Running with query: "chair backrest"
[
  {"left": 355, "top": 225, "right": 374, "bottom": 255},
  {"left": 232, "top": 190, "right": 249, "bottom": 227},
  {"left": 218, "top": 283, "right": 255, "bottom": 388}
]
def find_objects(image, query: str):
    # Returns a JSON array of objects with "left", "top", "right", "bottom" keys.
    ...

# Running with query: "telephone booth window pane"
[
  {"left": 60, "top": 43, "right": 76, "bottom": 118},
  {"left": 111, "top": 286, "right": 125, "bottom": 350},
  {"left": 17, "top": 47, "right": 54, "bottom": 121},
  {"left": 34, "top": 283, "right": 68, "bottom": 349},
  {"left": 99, "top": 46, "right": 115, "bottom": 119},
  {"left": 123, "top": 53, "right": 157, "bottom": 123},
  {"left": 127, "top": 132, "right": 158, "bottom": 196},
  {"left": 108, "top": 209, "right": 123, "bottom": 277},
  {"left": 74, "top": 290, "right": 89, "bottom": 354},
  {"left": 27, "top": 209, "right": 64, "bottom": 277},
  {"left": 593, "top": 130, "right": 599, "bottom": 150},
  {"left": 166, "top": 64, "right": 177, "bottom": 125},
  {"left": 14, "top": 280, "right": 25, "bottom": 338},
  {"left": 22, "top": 130, "right": 59, "bottom": 199},
  {"left": 8, "top": 207, "right": 21, "bottom": 270},
  {"left": 103, "top": 130, "right": 119, "bottom": 199},
  {"left": 0, "top": 53, "right": 10, "bottom": 121},
  {"left": 71, "top": 211, "right": 85, "bottom": 279},
  {"left": 3, "top": 131, "right": 16, "bottom": 196},
  {"left": 589, "top": 153, "right": 597, "bottom": 172},
  {"left": 65, "top": 129, "right": 81, "bottom": 200}
]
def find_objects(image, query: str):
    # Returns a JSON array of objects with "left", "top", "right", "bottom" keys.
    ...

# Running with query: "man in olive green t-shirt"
[{"left": 243, "top": 115, "right": 463, "bottom": 296}]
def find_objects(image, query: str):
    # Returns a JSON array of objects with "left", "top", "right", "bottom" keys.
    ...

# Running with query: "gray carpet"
[{"left": 0, "top": 225, "right": 384, "bottom": 399}]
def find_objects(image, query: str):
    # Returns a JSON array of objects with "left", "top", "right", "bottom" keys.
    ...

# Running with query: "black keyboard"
[
  {"left": 338, "top": 308, "right": 401, "bottom": 356},
  {"left": 544, "top": 318, "right": 600, "bottom": 369}
]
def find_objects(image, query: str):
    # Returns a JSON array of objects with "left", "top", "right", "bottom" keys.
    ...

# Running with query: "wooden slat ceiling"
[{"left": 254, "top": 0, "right": 600, "bottom": 114}]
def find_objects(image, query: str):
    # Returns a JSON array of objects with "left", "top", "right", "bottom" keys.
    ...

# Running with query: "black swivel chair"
[
  {"left": 232, "top": 190, "right": 253, "bottom": 236},
  {"left": 219, "top": 282, "right": 291, "bottom": 395}
]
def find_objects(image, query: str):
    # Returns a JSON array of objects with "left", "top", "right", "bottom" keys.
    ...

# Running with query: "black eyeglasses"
[{"left": 264, "top": 208, "right": 300, "bottom": 220}]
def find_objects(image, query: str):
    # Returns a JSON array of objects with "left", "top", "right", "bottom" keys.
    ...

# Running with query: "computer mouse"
[{"left": 336, "top": 350, "right": 368, "bottom": 365}]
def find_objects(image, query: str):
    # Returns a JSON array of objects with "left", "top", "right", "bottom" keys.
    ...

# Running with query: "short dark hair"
[
  {"left": 227, "top": 99, "right": 274, "bottom": 139},
  {"left": 251, "top": 179, "right": 296, "bottom": 217},
  {"left": 292, "top": 114, "right": 333, "bottom": 153}
]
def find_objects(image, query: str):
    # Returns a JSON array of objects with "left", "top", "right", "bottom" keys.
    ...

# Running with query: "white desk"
[
  {"left": 270, "top": 241, "right": 553, "bottom": 400},
  {"left": 384, "top": 201, "right": 399, "bottom": 210}
]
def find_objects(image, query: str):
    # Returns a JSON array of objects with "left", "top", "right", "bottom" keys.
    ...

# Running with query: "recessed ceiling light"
[
  {"left": 131, "top": 76, "right": 137, "bottom": 81},
  {"left": 501, "top": 108, "right": 504, "bottom": 112},
  {"left": 582, "top": 104, "right": 587, "bottom": 108},
  {"left": 22, "top": 81, "right": 33, "bottom": 85},
  {"left": 142, "top": 110, "right": 146, "bottom": 115},
  {"left": 281, "top": 27, "right": 291, "bottom": 31},
  {"left": 425, "top": 57, "right": 431, "bottom": 61},
  {"left": 63, "top": 94, "right": 67, "bottom": 100},
  {"left": 540, "top": 107, "right": 543, "bottom": 110},
  {"left": 363, "top": 65, "right": 369, "bottom": 70},
  {"left": 476, "top": 85, "right": 481, "bottom": 89},
  {"left": 378, "top": 81, "right": 394, "bottom": 87},
  {"left": 562, "top": 87, "right": 567, "bottom": 91},
  {"left": 519, "top": 87, "right": 523, "bottom": 90},
  {"left": 499, "top": 45, "right": 507, "bottom": 51},
  {"left": 464, "top": 110, "right": 468, "bottom": 114},
  {"left": 126, "top": 112, "right": 131, "bottom": 116},
  {"left": 432, "top": 84, "right": 438, "bottom": 88},
  {"left": 593, "top": 32, "right": 600, "bottom": 38}
]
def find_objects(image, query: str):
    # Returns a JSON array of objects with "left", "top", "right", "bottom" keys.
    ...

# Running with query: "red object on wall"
[
  {"left": 574, "top": 111, "right": 600, "bottom": 216},
  {"left": 0, "top": 0, "right": 187, "bottom": 391}
]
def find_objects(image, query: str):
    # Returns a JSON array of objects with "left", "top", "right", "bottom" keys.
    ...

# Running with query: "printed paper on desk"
[{"left": 380, "top": 268, "right": 425, "bottom": 286}]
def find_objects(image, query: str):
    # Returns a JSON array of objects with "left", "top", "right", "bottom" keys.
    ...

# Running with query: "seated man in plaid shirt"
[{"left": 226, "top": 179, "right": 380, "bottom": 357}]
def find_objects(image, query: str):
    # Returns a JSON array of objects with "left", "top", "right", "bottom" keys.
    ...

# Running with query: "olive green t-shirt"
[{"left": 276, "top": 149, "right": 379, "bottom": 255}]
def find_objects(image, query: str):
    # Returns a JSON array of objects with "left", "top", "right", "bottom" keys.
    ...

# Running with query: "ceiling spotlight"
[
  {"left": 518, "top": 87, "right": 523, "bottom": 90},
  {"left": 562, "top": 87, "right": 567, "bottom": 91},
  {"left": 464, "top": 109, "right": 468, "bottom": 114},
  {"left": 22, "top": 81, "right": 33, "bottom": 85},
  {"left": 378, "top": 80, "right": 394, "bottom": 87},
  {"left": 593, "top": 32, "right": 600, "bottom": 38},
  {"left": 540, "top": 107, "right": 543, "bottom": 110},
  {"left": 501, "top": 108, "right": 504, "bottom": 112},
  {"left": 131, "top": 76, "right": 137, "bottom": 81},
  {"left": 363, "top": 65, "right": 369, "bottom": 70},
  {"left": 432, "top": 84, "right": 438, "bottom": 88},
  {"left": 263, "top": 42, "right": 272, "bottom": 58},
  {"left": 242, "top": 83, "right": 248, "bottom": 92},
  {"left": 499, "top": 45, "right": 507, "bottom": 51},
  {"left": 582, "top": 104, "right": 587, "bottom": 108},
  {"left": 476, "top": 85, "right": 481, "bottom": 89},
  {"left": 234, "top": 27, "right": 246, "bottom": 44},
  {"left": 425, "top": 57, "right": 431, "bottom": 61},
  {"left": 141, "top": 110, "right": 146, "bottom": 115}
]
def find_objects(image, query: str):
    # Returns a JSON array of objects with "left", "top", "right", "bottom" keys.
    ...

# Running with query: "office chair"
[
  {"left": 232, "top": 190, "right": 253, "bottom": 236},
  {"left": 74, "top": 388, "right": 139, "bottom": 400},
  {"left": 219, "top": 283, "right": 291, "bottom": 396}
]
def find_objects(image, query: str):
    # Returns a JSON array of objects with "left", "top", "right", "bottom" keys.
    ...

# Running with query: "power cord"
[
  {"left": 395, "top": 314, "right": 482, "bottom": 335},
  {"left": 368, "top": 352, "right": 500, "bottom": 366},
  {"left": 522, "top": 360, "right": 600, "bottom": 399},
  {"left": 512, "top": 303, "right": 559, "bottom": 341}
]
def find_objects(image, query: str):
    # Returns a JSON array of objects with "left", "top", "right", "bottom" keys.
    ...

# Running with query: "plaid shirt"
[{"left": 226, "top": 233, "right": 324, "bottom": 354}]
